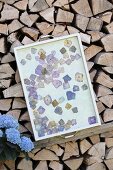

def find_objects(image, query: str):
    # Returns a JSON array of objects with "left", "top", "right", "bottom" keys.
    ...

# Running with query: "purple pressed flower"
[
  {"left": 52, "top": 80, "right": 62, "bottom": 88},
  {"left": 88, "top": 116, "right": 96, "bottom": 125},
  {"left": 35, "top": 65, "right": 43, "bottom": 75}
]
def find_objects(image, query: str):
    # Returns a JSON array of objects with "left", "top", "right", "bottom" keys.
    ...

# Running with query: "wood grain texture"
[{"left": 0, "top": 0, "right": 113, "bottom": 169}]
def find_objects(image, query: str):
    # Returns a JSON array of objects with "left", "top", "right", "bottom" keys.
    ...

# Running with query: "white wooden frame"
[{"left": 14, "top": 33, "right": 101, "bottom": 141}]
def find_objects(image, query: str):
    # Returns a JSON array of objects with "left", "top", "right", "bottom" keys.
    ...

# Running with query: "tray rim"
[{"left": 14, "top": 33, "right": 101, "bottom": 141}]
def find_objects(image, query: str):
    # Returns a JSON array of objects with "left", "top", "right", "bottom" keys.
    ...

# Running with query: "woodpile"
[
  {"left": 3, "top": 139, "right": 113, "bottom": 169},
  {"left": 0, "top": 0, "right": 113, "bottom": 169}
]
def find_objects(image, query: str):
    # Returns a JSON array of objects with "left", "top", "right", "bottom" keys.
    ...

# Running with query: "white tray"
[{"left": 14, "top": 33, "right": 101, "bottom": 141}]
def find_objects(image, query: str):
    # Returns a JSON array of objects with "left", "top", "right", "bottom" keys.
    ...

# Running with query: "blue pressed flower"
[
  {"left": 5, "top": 128, "right": 21, "bottom": 145},
  {"left": 0, "top": 129, "right": 3, "bottom": 137},
  {"left": 0, "top": 114, "right": 19, "bottom": 129},
  {"left": 19, "top": 137, "right": 34, "bottom": 152}
]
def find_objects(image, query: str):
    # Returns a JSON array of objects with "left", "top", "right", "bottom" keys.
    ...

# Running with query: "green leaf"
[
  {"left": 0, "top": 139, "right": 20, "bottom": 160},
  {"left": 23, "top": 152, "right": 30, "bottom": 160},
  {"left": 0, "top": 140, "right": 4, "bottom": 154},
  {"left": 0, "top": 151, "right": 6, "bottom": 161},
  {"left": 0, "top": 146, "right": 4, "bottom": 154},
  {"left": 3, "top": 146, "right": 20, "bottom": 161},
  {"left": 6, "top": 142, "right": 18, "bottom": 149}
]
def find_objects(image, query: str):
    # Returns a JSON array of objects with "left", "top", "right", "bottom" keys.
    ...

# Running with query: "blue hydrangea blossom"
[
  {"left": 0, "top": 114, "right": 19, "bottom": 129},
  {"left": 19, "top": 137, "right": 34, "bottom": 152},
  {"left": 5, "top": 128, "right": 21, "bottom": 145},
  {"left": 0, "top": 129, "right": 3, "bottom": 137},
  {"left": 0, "top": 114, "right": 34, "bottom": 153}
]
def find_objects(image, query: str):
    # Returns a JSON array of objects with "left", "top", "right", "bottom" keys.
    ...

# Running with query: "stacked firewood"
[
  {"left": 2, "top": 135, "right": 113, "bottom": 170},
  {"left": 0, "top": 0, "right": 113, "bottom": 169}
]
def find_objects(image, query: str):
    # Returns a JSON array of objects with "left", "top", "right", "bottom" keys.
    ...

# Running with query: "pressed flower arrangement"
[
  {"left": 14, "top": 34, "right": 100, "bottom": 141},
  {"left": 0, "top": 114, "right": 34, "bottom": 161}
]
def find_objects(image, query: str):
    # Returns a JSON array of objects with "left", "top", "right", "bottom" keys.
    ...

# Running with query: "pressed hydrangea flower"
[
  {"left": 19, "top": 137, "right": 34, "bottom": 152},
  {"left": 5, "top": 128, "right": 21, "bottom": 145},
  {"left": 0, "top": 129, "right": 3, "bottom": 137},
  {"left": 0, "top": 114, "right": 19, "bottom": 129}
]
